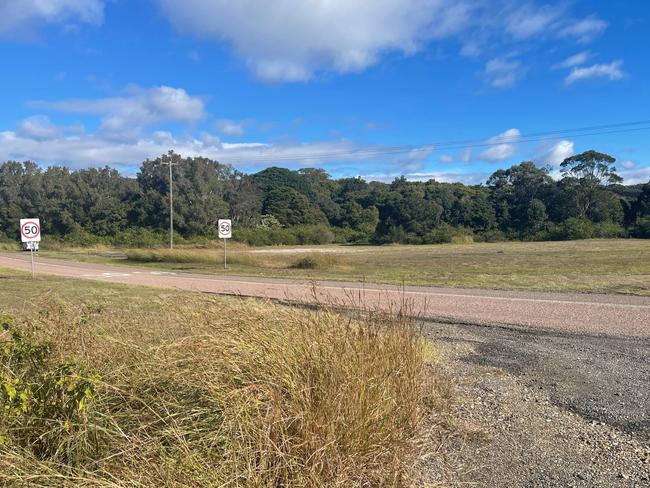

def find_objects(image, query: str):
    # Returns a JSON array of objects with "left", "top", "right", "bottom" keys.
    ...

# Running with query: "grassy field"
[
  {"left": 41, "top": 239, "right": 650, "bottom": 295},
  {"left": 0, "top": 269, "right": 448, "bottom": 486}
]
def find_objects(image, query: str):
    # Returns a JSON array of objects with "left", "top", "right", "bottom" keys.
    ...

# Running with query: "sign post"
[
  {"left": 218, "top": 219, "right": 232, "bottom": 269},
  {"left": 20, "top": 218, "right": 41, "bottom": 280}
]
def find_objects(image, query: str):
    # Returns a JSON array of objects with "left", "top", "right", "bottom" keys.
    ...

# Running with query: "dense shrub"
[
  {"left": 593, "top": 222, "right": 628, "bottom": 238},
  {"left": 423, "top": 224, "right": 474, "bottom": 244},
  {"left": 476, "top": 229, "right": 507, "bottom": 243},
  {"left": 110, "top": 228, "right": 176, "bottom": 248},
  {"left": 555, "top": 218, "right": 596, "bottom": 240}
]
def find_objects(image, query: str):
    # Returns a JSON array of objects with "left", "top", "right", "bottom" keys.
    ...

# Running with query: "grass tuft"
[
  {"left": 0, "top": 275, "right": 443, "bottom": 486},
  {"left": 288, "top": 252, "right": 340, "bottom": 270}
]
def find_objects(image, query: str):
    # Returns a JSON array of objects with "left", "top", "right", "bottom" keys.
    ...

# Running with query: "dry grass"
[
  {"left": 40, "top": 239, "right": 650, "bottom": 295},
  {"left": 0, "top": 274, "right": 444, "bottom": 487},
  {"left": 124, "top": 246, "right": 261, "bottom": 266},
  {"left": 124, "top": 248, "right": 343, "bottom": 272}
]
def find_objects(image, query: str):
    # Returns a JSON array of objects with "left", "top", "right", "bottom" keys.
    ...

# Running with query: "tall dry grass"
[
  {"left": 124, "top": 247, "right": 344, "bottom": 271},
  {"left": 0, "top": 286, "right": 444, "bottom": 487},
  {"left": 124, "top": 246, "right": 261, "bottom": 266}
]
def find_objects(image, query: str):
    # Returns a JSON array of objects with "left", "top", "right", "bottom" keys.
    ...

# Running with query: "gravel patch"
[{"left": 419, "top": 322, "right": 650, "bottom": 487}]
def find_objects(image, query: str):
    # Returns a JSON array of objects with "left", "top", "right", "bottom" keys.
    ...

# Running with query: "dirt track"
[{"left": 0, "top": 251, "right": 648, "bottom": 338}]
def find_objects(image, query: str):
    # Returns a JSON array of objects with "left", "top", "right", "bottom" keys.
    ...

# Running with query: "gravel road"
[
  {"left": 422, "top": 321, "right": 650, "bottom": 487},
  {"left": 0, "top": 252, "right": 648, "bottom": 338}
]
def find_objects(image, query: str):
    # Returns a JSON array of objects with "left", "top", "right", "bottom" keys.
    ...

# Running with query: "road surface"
[{"left": 0, "top": 251, "right": 648, "bottom": 338}]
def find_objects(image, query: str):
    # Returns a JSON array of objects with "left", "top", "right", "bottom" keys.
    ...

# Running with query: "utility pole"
[{"left": 161, "top": 151, "right": 179, "bottom": 249}]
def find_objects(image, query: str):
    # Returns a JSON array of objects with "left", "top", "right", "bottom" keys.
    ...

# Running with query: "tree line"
[{"left": 1, "top": 150, "right": 649, "bottom": 246}]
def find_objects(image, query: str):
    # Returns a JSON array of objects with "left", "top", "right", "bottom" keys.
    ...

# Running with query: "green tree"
[
  {"left": 135, "top": 152, "right": 234, "bottom": 236},
  {"left": 560, "top": 150, "right": 623, "bottom": 219},
  {"left": 487, "top": 162, "right": 552, "bottom": 234}
]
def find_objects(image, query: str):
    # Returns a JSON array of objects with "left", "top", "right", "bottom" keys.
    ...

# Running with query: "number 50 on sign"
[
  {"left": 218, "top": 219, "right": 232, "bottom": 239},
  {"left": 20, "top": 218, "right": 41, "bottom": 242}
]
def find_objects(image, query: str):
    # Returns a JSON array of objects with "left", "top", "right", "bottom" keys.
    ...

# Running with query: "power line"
[{"left": 218, "top": 119, "right": 650, "bottom": 164}]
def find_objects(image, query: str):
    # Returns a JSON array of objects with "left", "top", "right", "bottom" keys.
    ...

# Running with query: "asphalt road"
[{"left": 0, "top": 251, "right": 648, "bottom": 338}]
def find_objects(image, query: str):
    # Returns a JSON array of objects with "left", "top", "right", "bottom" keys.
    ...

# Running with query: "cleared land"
[
  {"left": 36, "top": 239, "right": 650, "bottom": 295},
  {"left": 0, "top": 269, "right": 448, "bottom": 486}
]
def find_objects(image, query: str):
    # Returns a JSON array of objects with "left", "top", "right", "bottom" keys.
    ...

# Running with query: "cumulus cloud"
[
  {"left": 538, "top": 140, "right": 574, "bottom": 166},
  {"left": 0, "top": 0, "right": 104, "bottom": 39},
  {"left": 155, "top": 0, "right": 472, "bottom": 82},
  {"left": 553, "top": 51, "right": 589, "bottom": 69},
  {"left": 31, "top": 86, "right": 206, "bottom": 138},
  {"left": 619, "top": 166, "right": 650, "bottom": 185},
  {"left": 0, "top": 119, "right": 436, "bottom": 175},
  {"left": 564, "top": 60, "right": 625, "bottom": 85},
  {"left": 153, "top": 1, "right": 609, "bottom": 83},
  {"left": 17, "top": 115, "right": 69, "bottom": 140},
  {"left": 484, "top": 56, "right": 523, "bottom": 88},
  {"left": 481, "top": 128, "right": 520, "bottom": 161}
]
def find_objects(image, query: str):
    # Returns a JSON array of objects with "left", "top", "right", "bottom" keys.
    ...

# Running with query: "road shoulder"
[{"left": 420, "top": 322, "right": 650, "bottom": 487}]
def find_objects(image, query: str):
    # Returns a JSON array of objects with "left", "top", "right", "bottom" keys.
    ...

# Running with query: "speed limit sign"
[
  {"left": 218, "top": 219, "right": 232, "bottom": 239},
  {"left": 20, "top": 218, "right": 41, "bottom": 243}
]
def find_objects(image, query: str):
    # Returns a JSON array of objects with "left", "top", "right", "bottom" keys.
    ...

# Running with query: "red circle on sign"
[{"left": 21, "top": 221, "right": 40, "bottom": 239}]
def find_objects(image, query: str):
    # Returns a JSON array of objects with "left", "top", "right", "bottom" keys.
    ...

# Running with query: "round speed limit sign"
[
  {"left": 20, "top": 218, "right": 41, "bottom": 242},
  {"left": 218, "top": 219, "right": 232, "bottom": 239}
]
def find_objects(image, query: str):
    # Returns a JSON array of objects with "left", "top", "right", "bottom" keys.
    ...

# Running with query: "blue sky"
[{"left": 0, "top": 0, "right": 648, "bottom": 184}]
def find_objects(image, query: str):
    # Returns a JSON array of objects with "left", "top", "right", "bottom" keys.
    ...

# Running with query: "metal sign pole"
[
  {"left": 30, "top": 246, "right": 35, "bottom": 280},
  {"left": 224, "top": 238, "right": 227, "bottom": 269}
]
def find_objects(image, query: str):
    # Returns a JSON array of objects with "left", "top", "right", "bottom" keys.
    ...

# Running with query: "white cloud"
[
  {"left": 360, "top": 170, "right": 488, "bottom": 184},
  {"left": 439, "top": 148, "right": 472, "bottom": 164},
  {"left": 564, "top": 60, "right": 625, "bottom": 85},
  {"left": 17, "top": 116, "right": 64, "bottom": 140},
  {"left": 538, "top": 140, "right": 574, "bottom": 166},
  {"left": 151, "top": 1, "right": 611, "bottom": 84},
  {"left": 484, "top": 56, "right": 523, "bottom": 88},
  {"left": 504, "top": 3, "right": 562, "bottom": 40},
  {"left": 0, "top": 0, "right": 104, "bottom": 39},
  {"left": 0, "top": 120, "right": 437, "bottom": 175},
  {"left": 558, "top": 15, "right": 607, "bottom": 44},
  {"left": 215, "top": 119, "right": 246, "bottom": 137},
  {"left": 395, "top": 145, "right": 436, "bottom": 172},
  {"left": 155, "top": 0, "right": 471, "bottom": 82},
  {"left": 620, "top": 160, "right": 636, "bottom": 170},
  {"left": 553, "top": 51, "right": 589, "bottom": 69},
  {"left": 619, "top": 166, "right": 650, "bottom": 185},
  {"left": 32, "top": 86, "right": 206, "bottom": 138},
  {"left": 481, "top": 128, "right": 520, "bottom": 161}
]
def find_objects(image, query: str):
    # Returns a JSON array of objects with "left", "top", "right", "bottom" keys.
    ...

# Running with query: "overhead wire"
[{"left": 217, "top": 119, "right": 650, "bottom": 163}]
